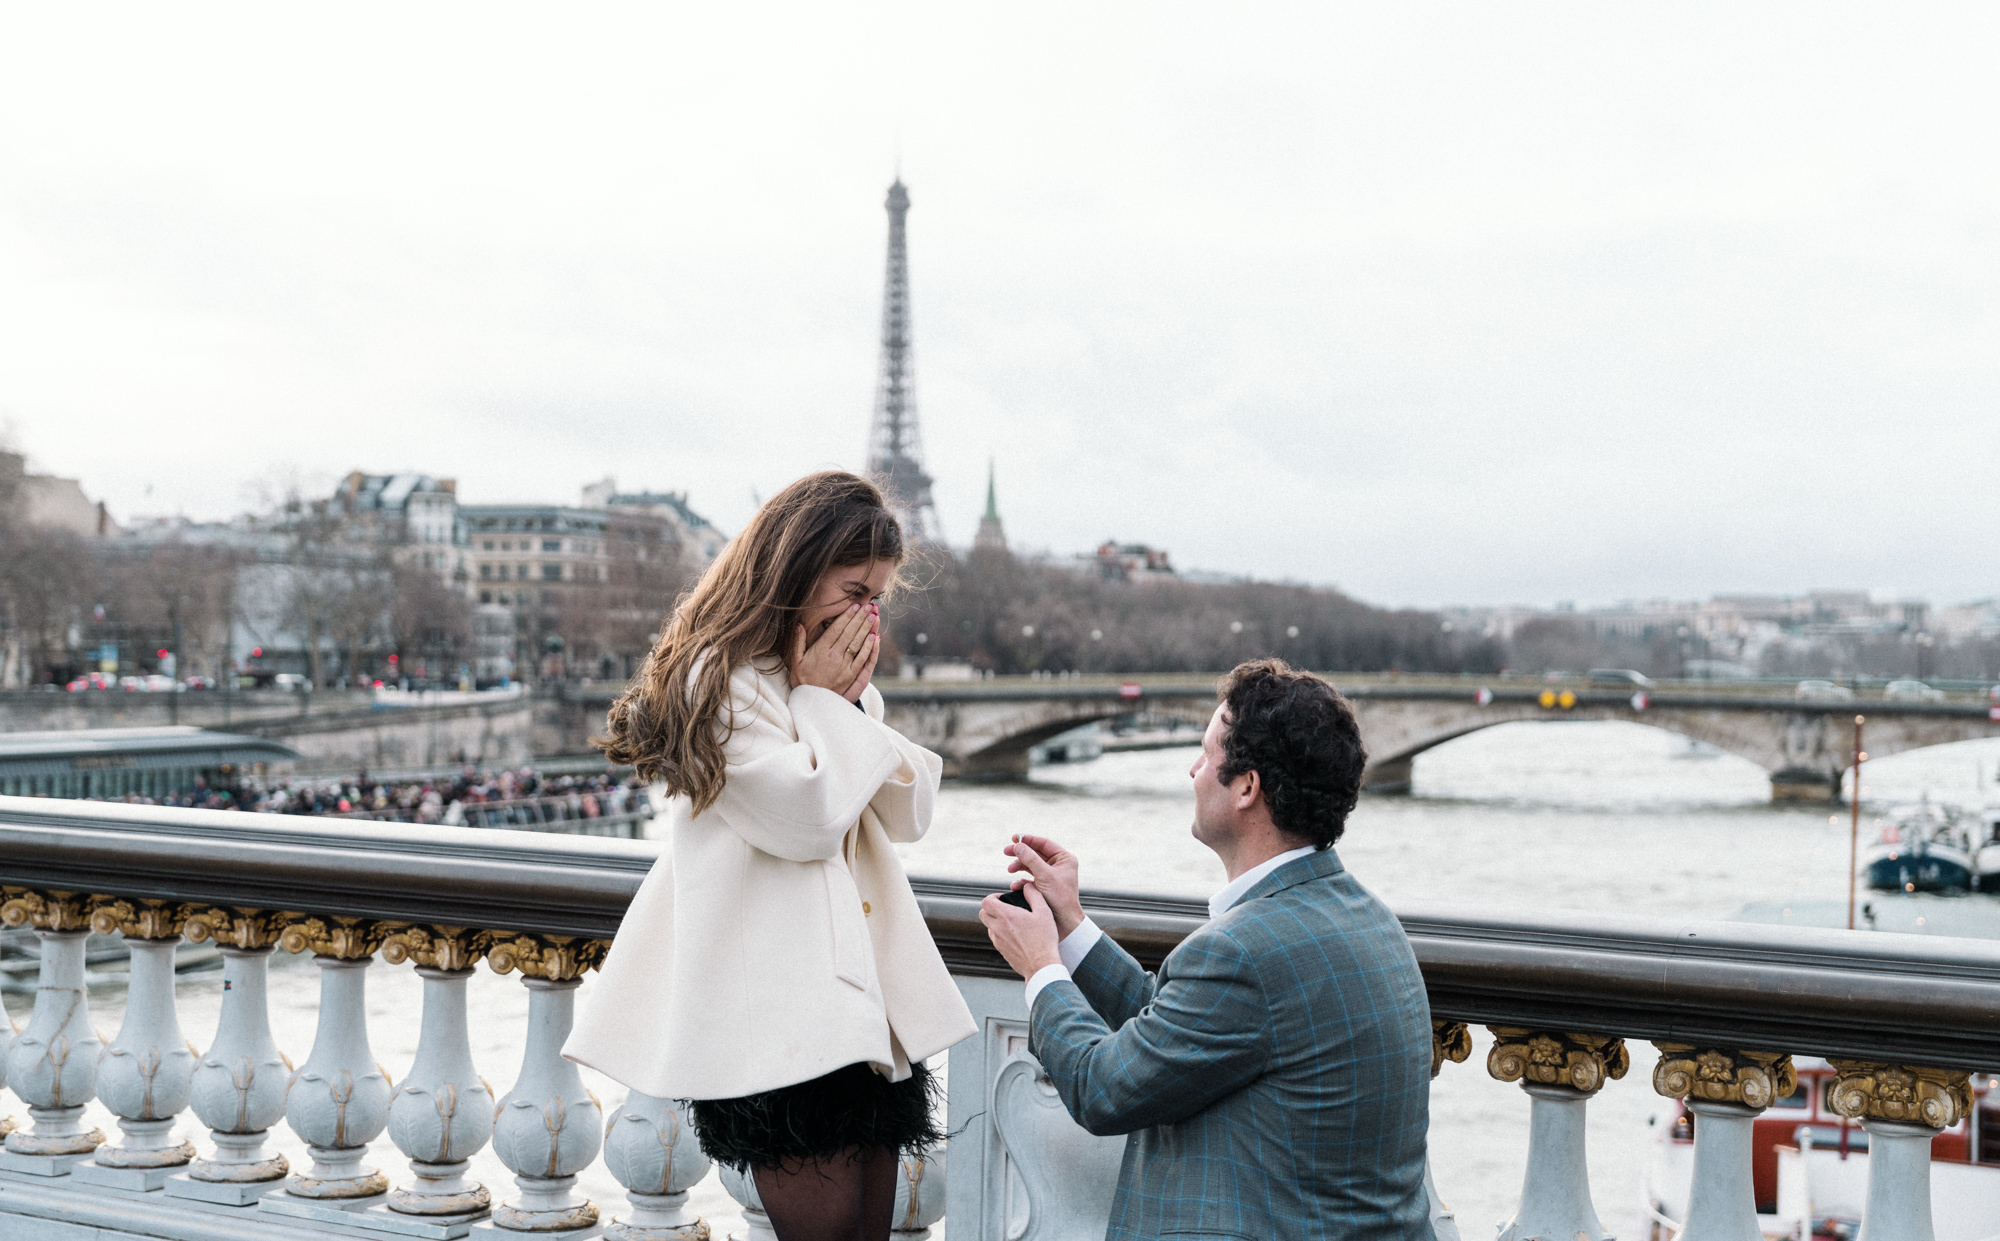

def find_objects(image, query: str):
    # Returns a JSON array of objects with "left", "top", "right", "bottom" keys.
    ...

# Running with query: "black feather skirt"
[{"left": 687, "top": 1061, "right": 943, "bottom": 1171}]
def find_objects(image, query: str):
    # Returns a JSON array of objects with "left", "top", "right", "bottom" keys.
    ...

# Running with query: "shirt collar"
[{"left": 1209, "top": 844, "right": 1321, "bottom": 918}]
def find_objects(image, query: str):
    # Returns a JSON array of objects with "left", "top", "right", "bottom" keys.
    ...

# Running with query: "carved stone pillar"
[
  {"left": 1827, "top": 1060, "right": 1974, "bottom": 1241},
  {"left": 1, "top": 1009, "right": 16, "bottom": 1140},
  {"left": 1652, "top": 1045, "right": 1798, "bottom": 1241},
  {"left": 1487, "top": 1027, "right": 1629, "bottom": 1241},
  {"left": 72, "top": 899, "right": 199, "bottom": 1190},
  {"left": 717, "top": 1162, "right": 780, "bottom": 1241},
  {"left": 0, "top": 890, "right": 105, "bottom": 1174},
  {"left": 889, "top": 1146, "right": 947, "bottom": 1238},
  {"left": 1426, "top": 1020, "right": 1472, "bottom": 1241},
  {"left": 602, "top": 1091, "right": 713, "bottom": 1240},
  {"left": 170, "top": 907, "right": 293, "bottom": 1204},
  {"left": 267, "top": 916, "right": 395, "bottom": 1216},
  {"left": 379, "top": 925, "right": 496, "bottom": 1219},
  {"left": 477, "top": 933, "right": 606, "bottom": 1234}
]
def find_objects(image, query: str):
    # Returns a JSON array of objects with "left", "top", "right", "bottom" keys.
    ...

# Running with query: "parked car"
[
  {"left": 1795, "top": 680, "right": 1855, "bottom": 701},
  {"left": 1589, "top": 668, "right": 1655, "bottom": 689},
  {"left": 180, "top": 676, "right": 215, "bottom": 691},
  {"left": 64, "top": 672, "right": 112, "bottom": 692},
  {"left": 1884, "top": 679, "right": 1945, "bottom": 702}
]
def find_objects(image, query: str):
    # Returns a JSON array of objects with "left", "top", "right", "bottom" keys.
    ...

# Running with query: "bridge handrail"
[{"left": 4, "top": 794, "right": 1996, "bottom": 1069}]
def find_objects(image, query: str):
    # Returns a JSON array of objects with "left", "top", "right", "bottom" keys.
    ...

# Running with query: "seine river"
[{"left": 15, "top": 722, "right": 2000, "bottom": 1238}]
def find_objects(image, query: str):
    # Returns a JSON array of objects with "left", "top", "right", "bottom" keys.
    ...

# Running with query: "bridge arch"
[
  {"left": 875, "top": 684, "right": 2000, "bottom": 800},
  {"left": 1353, "top": 699, "right": 1994, "bottom": 803}
]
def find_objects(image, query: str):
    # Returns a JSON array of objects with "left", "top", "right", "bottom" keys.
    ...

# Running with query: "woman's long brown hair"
[{"left": 598, "top": 470, "right": 905, "bottom": 814}]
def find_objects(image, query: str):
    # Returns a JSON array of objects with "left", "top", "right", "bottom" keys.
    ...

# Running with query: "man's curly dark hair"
[{"left": 1215, "top": 658, "right": 1366, "bottom": 849}]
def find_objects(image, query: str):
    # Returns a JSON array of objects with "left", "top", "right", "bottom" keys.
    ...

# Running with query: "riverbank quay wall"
[
  {"left": 0, "top": 690, "right": 535, "bottom": 777},
  {"left": 4, "top": 801, "right": 2000, "bottom": 1240}
]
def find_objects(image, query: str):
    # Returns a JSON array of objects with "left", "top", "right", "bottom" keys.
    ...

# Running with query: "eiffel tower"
[{"left": 864, "top": 179, "right": 943, "bottom": 544}]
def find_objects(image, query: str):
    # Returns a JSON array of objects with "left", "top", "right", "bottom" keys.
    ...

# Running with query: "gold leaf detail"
[
  {"left": 1651, "top": 1044, "right": 1797, "bottom": 1111},
  {"left": 482, "top": 933, "right": 606, "bottom": 982},
  {"left": 1431, "top": 1020, "right": 1472, "bottom": 1079},
  {"left": 0, "top": 888, "right": 92, "bottom": 932},
  {"left": 1486, "top": 1027, "right": 1628, "bottom": 1095},
  {"left": 88, "top": 897, "right": 190, "bottom": 941},
  {"left": 278, "top": 916, "right": 389, "bottom": 960},
  {"left": 380, "top": 925, "right": 485, "bottom": 972},
  {"left": 1826, "top": 1060, "right": 1972, "bottom": 1130}
]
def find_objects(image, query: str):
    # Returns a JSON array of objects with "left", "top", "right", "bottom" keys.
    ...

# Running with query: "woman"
[{"left": 565, "top": 471, "right": 975, "bottom": 1241}]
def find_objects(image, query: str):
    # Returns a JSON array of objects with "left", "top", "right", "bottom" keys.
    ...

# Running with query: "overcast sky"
[{"left": 1, "top": 4, "right": 1995, "bottom": 609}]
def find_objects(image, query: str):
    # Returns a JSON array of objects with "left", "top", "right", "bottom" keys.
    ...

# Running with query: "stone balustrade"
[{"left": 4, "top": 796, "right": 2000, "bottom": 1241}]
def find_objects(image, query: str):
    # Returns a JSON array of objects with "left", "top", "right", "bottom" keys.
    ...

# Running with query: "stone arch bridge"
[{"left": 876, "top": 683, "right": 2000, "bottom": 800}]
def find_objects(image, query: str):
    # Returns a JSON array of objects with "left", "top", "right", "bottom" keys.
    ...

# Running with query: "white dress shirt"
[{"left": 1023, "top": 845, "right": 1321, "bottom": 1008}]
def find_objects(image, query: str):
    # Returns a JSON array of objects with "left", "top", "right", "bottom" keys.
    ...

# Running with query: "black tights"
[{"left": 754, "top": 1146, "right": 900, "bottom": 1241}]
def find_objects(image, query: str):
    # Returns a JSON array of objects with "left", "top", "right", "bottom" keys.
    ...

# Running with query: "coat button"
[{"left": 862, "top": 901, "right": 871, "bottom": 915}]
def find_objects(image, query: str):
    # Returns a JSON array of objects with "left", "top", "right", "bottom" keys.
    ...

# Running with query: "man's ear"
[{"left": 1234, "top": 767, "right": 1261, "bottom": 811}]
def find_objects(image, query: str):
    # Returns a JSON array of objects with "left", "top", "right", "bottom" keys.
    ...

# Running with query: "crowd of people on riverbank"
[{"left": 102, "top": 766, "right": 650, "bottom": 825}]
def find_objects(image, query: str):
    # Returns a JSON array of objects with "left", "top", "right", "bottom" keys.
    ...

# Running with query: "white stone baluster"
[
  {"left": 1828, "top": 1060, "right": 1974, "bottom": 1241},
  {"left": 379, "top": 927, "right": 495, "bottom": 1220},
  {"left": 171, "top": 909, "right": 294, "bottom": 1204},
  {"left": 890, "top": 1146, "right": 946, "bottom": 1238},
  {"left": 474, "top": 934, "right": 604, "bottom": 1236},
  {"left": 603, "top": 1091, "right": 713, "bottom": 1240},
  {"left": 1487, "top": 1027, "right": 1628, "bottom": 1241},
  {"left": 1652, "top": 1045, "right": 1798, "bottom": 1241},
  {"left": 718, "top": 1162, "right": 779, "bottom": 1241},
  {"left": 264, "top": 917, "right": 394, "bottom": 1220},
  {"left": 1426, "top": 1021, "right": 1472, "bottom": 1241},
  {"left": 2, "top": 1007, "right": 18, "bottom": 1139},
  {"left": 0, "top": 891, "right": 104, "bottom": 1175},
  {"left": 73, "top": 900, "right": 198, "bottom": 1190}
]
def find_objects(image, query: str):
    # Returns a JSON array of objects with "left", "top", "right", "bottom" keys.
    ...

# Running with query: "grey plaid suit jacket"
[{"left": 1028, "top": 847, "right": 1435, "bottom": 1241}]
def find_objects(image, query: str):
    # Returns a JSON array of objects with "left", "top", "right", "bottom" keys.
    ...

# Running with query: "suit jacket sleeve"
[
  {"left": 1028, "top": 926, "right": 1271, "bottom": 1136},
  {"left": 1069, "top": 932, "right": 1157, "bottom": 1031},
  {"left": 707, "top": 667, "right": 906, "bottom": 862}
]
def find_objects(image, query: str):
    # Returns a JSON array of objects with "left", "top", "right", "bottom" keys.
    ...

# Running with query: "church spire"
[{"left": 973, "top": 457, "right": 1007, "bottom": 553}]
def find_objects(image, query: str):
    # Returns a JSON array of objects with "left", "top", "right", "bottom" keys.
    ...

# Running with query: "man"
[{"left": 980, "top": 658, "right": 1434, "bottom": 1241}]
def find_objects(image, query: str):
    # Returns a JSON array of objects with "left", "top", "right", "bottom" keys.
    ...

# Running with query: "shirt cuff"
[
  {"left": 1058, "top": 917, "right": 1103, "bottom": 972},
  {"left": 1024, "top": 962, "right": 1071, "bottom": 1010}
]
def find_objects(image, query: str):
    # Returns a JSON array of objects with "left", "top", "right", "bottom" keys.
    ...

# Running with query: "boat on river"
[
  {"left": 1971, "top": 805, "right": 2000, "bottom": 892},
  {"left": 0, "top": 926, "right": 220, "bottom": 994},
  {"left": 1644, "top": 1059, "right": 2000, "bottom": 1241},
  {"left": 1863, "top": 798, "right": 1973, "bottom": 894}
]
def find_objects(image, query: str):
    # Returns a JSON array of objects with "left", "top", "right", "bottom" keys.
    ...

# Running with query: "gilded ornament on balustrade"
[
  {"left": 183, "top": 905, "right": 293, "bottom": 950},
  {"left": 278, "top": 915, "right": 390, "bottom": 960},
  {"left": 379, "top": 924, "right": 486, "bottom": 972},
  {"left": 1431, "top": 1021, "right": 1472, "bottom": 1079},
  {"left": 1826, "top": 1060, "right": 1973, "bottom": 1130},
  {"left": 1652, "top": 1044, "right": 1797, "bottom": 1110},
  {"left": 483, "top": 932, "right": 607, "bottom": 981},
  {"left": 1486, "top": 1027, "right": 1629, "bottom": 1095},
  {"left": 0, "top": 887, "right": 93, "bottom": 932},
  {"left": 88, "top": 896, "right": 191, "bottom": 942}
]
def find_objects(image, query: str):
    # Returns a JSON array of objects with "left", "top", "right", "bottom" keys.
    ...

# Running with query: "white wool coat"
[{"left": 562, "top": 658, "right": 977, "bottom": 1101}]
